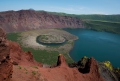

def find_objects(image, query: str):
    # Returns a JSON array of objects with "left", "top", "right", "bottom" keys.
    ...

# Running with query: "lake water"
[{"left": 63, "top": 28, "right": 120, "bottom": 67}]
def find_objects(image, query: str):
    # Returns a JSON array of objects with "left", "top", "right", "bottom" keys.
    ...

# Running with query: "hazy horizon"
[{"left": 0, "top": 0, "right": 120, "bottom": 15}]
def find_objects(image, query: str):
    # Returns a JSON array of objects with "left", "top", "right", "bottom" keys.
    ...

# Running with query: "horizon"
[{"left": 0, "top": 0, "right": 120, "bottom": 15}]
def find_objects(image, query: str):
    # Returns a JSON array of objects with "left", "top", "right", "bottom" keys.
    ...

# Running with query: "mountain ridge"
[{"left": 0, "top": 10, "right": 84, "bottom": 32}]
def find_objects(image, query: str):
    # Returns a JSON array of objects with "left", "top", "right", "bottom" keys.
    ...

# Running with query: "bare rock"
[
  {"left": 0, "top": 28, "right": 13, "bottom": 81},
  {"left": 57, "top": 54, "right": 68, "bottom": 67},
  {"left": 0, "top": 10, "right": 84, "bottom": 32}
]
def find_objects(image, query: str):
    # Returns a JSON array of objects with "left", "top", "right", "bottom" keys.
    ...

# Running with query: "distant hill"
[
  {"left": 83, "top": 20, "right": 120, "bottom": 34},
  {"left": 47, "top": 11, "right": 120, "bottom": 22},
  {"left": 0, "top": 10, "right": 120, "bottom": 34},
  {"left": 46, "top": 11, "right": 120, "bottom": 34},
  {"left": 0, "top": 10, "right": 83, "bottom": 32}
]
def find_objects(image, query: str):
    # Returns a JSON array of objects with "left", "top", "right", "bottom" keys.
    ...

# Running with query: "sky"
[{"left": 0, "top": 0, "right": 120, "bottom": 14}]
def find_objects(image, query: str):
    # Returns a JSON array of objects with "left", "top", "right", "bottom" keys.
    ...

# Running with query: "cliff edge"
[
  {"left": 0, "top": 27, "right": 120, "bottom": 81},
  {"left": 0, "top": 28, "right": 13, "bottom": 81},
  {"left": 0, "top": 10, "right": 84, "bottom": 32}
]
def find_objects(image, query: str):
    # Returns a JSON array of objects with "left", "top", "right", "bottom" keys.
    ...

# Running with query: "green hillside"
[
  {"left": 45, "top": 11, "right": 120, "bottom": 34},
  {"left": 7, "top": 31, "right": 74, "bottom": 65},
  {"left": 83, "top": 20, "right": 120, "bottom": 34},
  {"left": 47, "top": 11, "right": 120, "bottom": 22}
]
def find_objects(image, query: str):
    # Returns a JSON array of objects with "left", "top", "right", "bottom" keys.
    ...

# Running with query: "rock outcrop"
[
  {"left": 0, "top": 28, "right": 119, "bottom": 81},
  {"left": 57, "top": 54, "right": 68, "bottom": 67},
  {"left": 40, "top": 55, "right": 105, "bottom": 81},
  {"left": 0, "top": 28, "right": 13, "bottom": 81},
  {"left": 0, "top": 10, "right": 84, "bottom": 32},
  {"left": 98, "top": 62, "right": 119, "bottom": 81},
  {"left": 9, "top": 40, "right": 42, "bottom": 67},
  {"left": 69, "top": 56, "right": 120, "bottom": 81}
]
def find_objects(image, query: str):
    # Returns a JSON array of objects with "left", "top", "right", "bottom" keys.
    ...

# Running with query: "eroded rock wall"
[
  {"left": 0, "top": 10, "right": 84, "bottom": 32},
  {"left": 0, "top": 28, "right": 13, "bottom": 81}
]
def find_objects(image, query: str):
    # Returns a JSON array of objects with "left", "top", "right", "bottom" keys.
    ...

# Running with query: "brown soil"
[
  {"left": 11, "top": 54, "right": 106, "bottom": 81},
  {"left": 0, "top": 28, "right": 12, "bottom": 81},
  {"left": 1, "top": 27, "right": 119, "bottom": 81}
]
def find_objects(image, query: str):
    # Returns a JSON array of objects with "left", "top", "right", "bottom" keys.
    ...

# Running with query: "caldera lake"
[{"left": 63, "top": 28, "right": 120, "bottom": 67}]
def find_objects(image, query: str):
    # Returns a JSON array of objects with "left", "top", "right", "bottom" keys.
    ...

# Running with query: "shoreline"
[{"left": 17, "top": 29, "right": 78, "bottom": 64}]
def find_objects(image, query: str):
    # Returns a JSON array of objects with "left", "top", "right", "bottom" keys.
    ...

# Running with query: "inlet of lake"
[{"left": 63, "top": 28, "right": 120, "bottom": 67}]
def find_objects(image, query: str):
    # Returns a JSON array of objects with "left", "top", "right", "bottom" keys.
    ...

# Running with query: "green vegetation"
[
  {"left": 24, "top": 68, "right": 28, "bottom": 74},
  {"left": 78, "top": 15, "right": 120, "bottom": 22},
  {"left": 7, "top": 32, "right": 74, "bottom": 65},
  {"left": 47, "top": 11, "right": 120, "bottom": 22},
  {"left": 23, "top": 47, "right": 59, "bottom": 65},
  {"left": 83, "top": 56, "right": 87, "bottom": 59},
  {"left": 22, "top": 47, "right": 73, "bottom": 65},
  {"left": 66, "top": 41, "right": 74, "bottom": 46},
  {"left": 7, "top": 32, "right": 21, "bottom": 41},
  {"left": 63, "top": 53, "right": 74, "bottom": 64},
  {"left": 39, "top": 35, "right": 48, "bottom": 40},
  {"left": 83, "top": 20, "right": 120, "bottom": 34},
  {"left": 24, "top": 68, "right": 27, "bottom": 71},
  {"left": 32, "top": 66, "right": 38, "bottom": 69},
  {"left": 104, "top": 61, "right": 113, "bottom": 71},
  {"left": 46, "top": 11, "right": 120, "bottom": 34},
  {"left": 18, "top": 66, "right": 22, "bottom": 69},
  {"left": 32, "top": 71, "right": 36, "bottom": 75},
  {"left": 115, "top": 68, "right": 120, "bottom": 73}
]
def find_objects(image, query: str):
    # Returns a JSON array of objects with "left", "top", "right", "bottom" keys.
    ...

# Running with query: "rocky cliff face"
[
  {"left": 0, "top": 28, "right": 13, "bottom": 81},
  {"left": 9, "top": 41, "right": 43, "bottom": 67},
  {"left": 0, "top": 10, "right": 84, "bottom": 32}
]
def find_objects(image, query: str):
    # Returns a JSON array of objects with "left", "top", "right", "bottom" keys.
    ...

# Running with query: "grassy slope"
[
  {"left": 46, "top": 11, "right": 120, "bottom": 34},
  {"left": 83, "top": 20, "right": 120, "bottom": 34},
  {"left": 47, "top": 11, "right": 120, "bottom": 22},
  {"left": 7, "top": 32, "right": 73, "bottom": 65}
]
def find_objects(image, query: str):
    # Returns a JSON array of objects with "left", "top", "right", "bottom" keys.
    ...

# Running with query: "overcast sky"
[{"left": 0, "top": 0, "right": 120, "bottom": 14}]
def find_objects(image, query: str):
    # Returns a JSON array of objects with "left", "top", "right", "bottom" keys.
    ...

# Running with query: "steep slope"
[
  {"left": 9, "top": 40, "right": 43, "bottom": 67},
  {"left": 0, "top": 10, "right": 84, "bottom": 32},
  {"left": 11, "top": 55, "right": 105, "bottom": 81},
  {"left": 1, "top": 27, "right": 120, "bottom": 81},
  {"left": 0, "top": 28, "right": 13, "bottom": 81},
  {"left": 9, "top": 39, "right": 105, "bottom": 81},
  {"left": 48, "top": 11, "right": 120, "bottom": 22}
]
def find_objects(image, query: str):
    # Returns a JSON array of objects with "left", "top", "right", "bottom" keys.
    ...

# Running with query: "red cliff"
[
  {"left": 0, "top": 28, "right": 13, "bottom": 81},
  {"left": 2, "top": 27, "right": 120, "bottom": 81}
]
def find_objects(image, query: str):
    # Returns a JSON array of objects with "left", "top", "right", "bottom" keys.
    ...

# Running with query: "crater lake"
[{"left": 64, "top": 28, "right": 120, "bottom": 67}]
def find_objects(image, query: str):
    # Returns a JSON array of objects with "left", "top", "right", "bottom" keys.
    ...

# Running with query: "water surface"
[{"left": 64, "top": 28, "right": 120, "bottom": 67}]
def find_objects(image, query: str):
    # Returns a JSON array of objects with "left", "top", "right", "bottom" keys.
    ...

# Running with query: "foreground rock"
[
  {"left": 0, "top": 28, "right": 12, "bottom": 81},
  {"left": 9, "top": 41, "right": 43, "bottom": 67},
  {"left": 0, "top": 10, "right": 84, "bottom": 32},
  {"left": 0, "top": 28, "right": 120, "bottom": 81},
  {"left": 70, "top": 56, "right": 120, "bottom": 81}
]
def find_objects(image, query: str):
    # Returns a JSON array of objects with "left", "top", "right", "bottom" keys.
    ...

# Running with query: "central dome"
[{"left": 37, "top": 34, "right": 66, "bottom": 44}]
